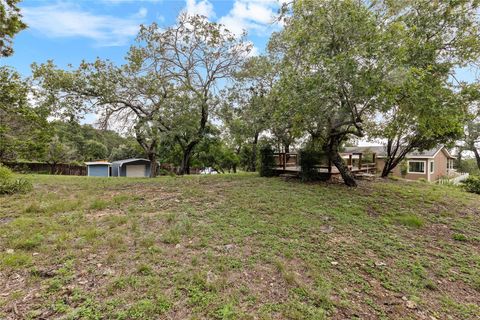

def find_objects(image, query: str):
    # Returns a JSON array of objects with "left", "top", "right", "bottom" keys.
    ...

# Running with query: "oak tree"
[{"left": 0, "top": 0, "right": 26, "bottom": 57}]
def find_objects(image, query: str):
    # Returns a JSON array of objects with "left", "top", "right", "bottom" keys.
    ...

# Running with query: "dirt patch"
[{"left": 87, "top": 208, "right": 125, "bottom": 219}]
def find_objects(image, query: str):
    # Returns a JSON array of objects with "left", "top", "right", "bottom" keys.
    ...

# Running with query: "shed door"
[{"left": 126, "top": 165, "right": 145, "bottom": 177}]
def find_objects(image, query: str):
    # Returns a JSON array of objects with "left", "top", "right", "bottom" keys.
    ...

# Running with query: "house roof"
[
  {"left": 85, "top": 161, "right": 112, "bottom": 166},
  {"left": 111, "top": 158, "right": 151, "bottom": 166},
  {"left": 343, "top": 145, "right": 455, "bottom": 159},
  {"left": 343, "top": 146, "right": 386, "bottom": 156}
]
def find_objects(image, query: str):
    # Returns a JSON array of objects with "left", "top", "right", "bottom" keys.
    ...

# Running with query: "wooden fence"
[
  {"left": 1, "top": 162, "right": 87, "bottom": 176},
  {"left": 2, "top": 161, "right": 205, "bottom": 177}
]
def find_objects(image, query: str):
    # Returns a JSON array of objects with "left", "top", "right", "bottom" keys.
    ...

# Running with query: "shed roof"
[
  {"left": 111, "top": 158, "right": 151, "bottom": 166},
  {"left": 343, "top": 145, "right": 455, "bottom": 159},
  {"left": 85, "top": 161, "right": 112, "bottom": 166}
]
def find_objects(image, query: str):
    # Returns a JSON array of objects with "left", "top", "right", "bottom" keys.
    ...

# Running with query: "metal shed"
[
  {"left": 112, "top": 158, "right": 151, "bottom": 177},
  {"left": 85, "top": 161, "right": 111, "bottom": 177}
]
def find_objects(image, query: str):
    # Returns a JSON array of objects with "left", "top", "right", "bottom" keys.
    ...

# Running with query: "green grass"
[
  {"left": 393, "top": 214, "right": 425, "bottom": 228},
  {"left": 0, "top": 173, "right": 479, "bottom": 319}
]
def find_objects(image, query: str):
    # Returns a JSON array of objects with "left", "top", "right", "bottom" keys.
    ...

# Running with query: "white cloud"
[
  {"left": 136, "top": 7, "right": 148, "bottom": 18},
  {"left": 218, "top": 0, "right": 281, "bottom": 36},
  {"left": 184, "top": 0, "right": 215, "bottom": 19},
  {"left": 22, "top": 3, "right": 147, "bottom": 46},
  {"left": 101, "top": 0, "right": 162, "bottom": 4}
]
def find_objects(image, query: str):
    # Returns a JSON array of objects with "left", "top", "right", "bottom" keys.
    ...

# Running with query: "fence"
[
  {"left": 1, "top": 162, "right": 87, "bottom": 176},
  {"left": 437, "top": 172, "right": 469, "bottom": 185},
  {"left": 2, "top": 161, "right": 205, "bottom": 177},
  {"left": 159, "top": 163, "right": 202, "bottom": 175}
]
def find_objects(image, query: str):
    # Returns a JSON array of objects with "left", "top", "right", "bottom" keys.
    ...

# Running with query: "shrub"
[
  {"left": 259, "top": 145, "right": 275, "bottom": 177},
  {"left": 0, "top": 165, "right": 32, "bottom": 195},
  {"left": 452, "top": 233, "right": 468, "bottom": 242},
  {"left": 399, "top": 160, "right": 408, "bottom": 178},
  {"left": 462, "top": 176, "right": 480, "bottom": 194},
  {"left": 158, "top": 168, "right": 175, "bottom": 176},
  {"left": 0, "top": 164, "right": 14, "bottom": 180},
  {"left": 300, "top": 150, "right": 321, "bottom": 181},
  {"left": 300, "top": 149, "right": 330, "bottom": 182}
]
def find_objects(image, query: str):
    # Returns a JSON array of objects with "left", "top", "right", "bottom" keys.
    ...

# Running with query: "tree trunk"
[
  {"left": 147, "top": 153, "right": 157, "bottom": 178},
  {"left": 249, "top": 132, "right": 259, "bottom": 172},
  {"left": 50, "top": 163, "right": 56, "bottom": 175},
  {"left": 473, "top": 148, "right": 480, "bottom": 170},
  {"left": 179, "top": 142, "right": 197, "bottom": 175},
  {"left": 327, "top": 138, "right": 357, "bottom": 187},
  {"left": 380, "top": 140, "right": 413, "bottom": 178},
  {"left": 381, "top": 159, "right": 392, "bottom": 177},
  {"left": 381, "top": 156, "right": 397, "bottom": 178}
]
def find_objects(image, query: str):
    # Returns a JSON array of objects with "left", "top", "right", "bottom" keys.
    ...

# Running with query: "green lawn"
[{"left": 0, "top": 174, "right": 479, "bottom": 319}]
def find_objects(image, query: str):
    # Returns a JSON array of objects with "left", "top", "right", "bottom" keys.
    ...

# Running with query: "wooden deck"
[{"left": 272, "top": 152, "right": 377, "bottom": 178}]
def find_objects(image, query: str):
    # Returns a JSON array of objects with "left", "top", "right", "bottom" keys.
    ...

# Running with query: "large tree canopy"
[
  {"left": 33, "top": 13, "right": 251, "bottom": 176},
  {"left": 0, "top": 66, "right": 51, "bottom": 161},
  {"left": 273, "top": 0, "right": 387, "bottom": 186},
  {"left": 136, "top": 13, "right": 251, "bottom": 174},
  {"left": 0, "top": 0, "right": 26, "bottom": 57},
  {"left": 269, "top": 0, "right": 480, "bottom": 185},
  {"left": 369, "top": 0, "right": 480, "bottom": 177},
  {"left": 221, "top": 55, "right": 276, "bottom": 172}
]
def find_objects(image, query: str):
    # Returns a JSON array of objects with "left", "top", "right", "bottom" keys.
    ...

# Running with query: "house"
[
  {"left": 85, "top": 161, "right": 112, "bottom": 177},
  {"left": 343, "top": 145, "right": 456, "bottom": 182},
  {"left": 111, "top": 158, "right": 151, "bottom": 177}
]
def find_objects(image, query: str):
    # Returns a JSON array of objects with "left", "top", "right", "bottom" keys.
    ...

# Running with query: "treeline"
[
  {"left": 2, "top": 1, "right": 480, "bottom": 185},
  {"left": 0, "top": 105, "right": 144, "bottom": 165},
  {"left": 0, "top": 61, "right": 266, "bottom": 173}
]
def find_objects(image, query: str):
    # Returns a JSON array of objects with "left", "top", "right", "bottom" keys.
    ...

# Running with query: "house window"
[
  {"left": 408, "top": 161, "right": 425, "bottom": 174},
  {"left": 447, "top": 159, "right": 454, "bottom": 170},
  {"left": 430, "top": 162, "right": 434, "bottom": 174}
]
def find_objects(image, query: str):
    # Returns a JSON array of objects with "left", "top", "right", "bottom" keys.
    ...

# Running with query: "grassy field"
[{"left": 0, "top": 174, "right": 479, "bottom": 319}]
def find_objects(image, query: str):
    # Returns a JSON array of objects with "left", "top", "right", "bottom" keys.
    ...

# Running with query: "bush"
[
  {"left": 0, "top": 164, "right": 13, "bottom": 180},
  {"left": 452, "top": 233, "right": 468, "bottom": 242},
  {"left": 462, "top": 176, "right": 480, "bottom": 194},
  {"left": 399, "top": 160, "right": 408, "bottom": 178},
  {"left": 0, "top": 178, "right": 33, "bottom": 195},
  {"left": 0, "top": 164, "right": 32, "bottom": 195},
  {"left": 299, "top": 150, "right": 328, "bottom": 182},
  {"left": 158, "top": 168, "right": 175, "bottom": 176},
  {"left": 259, "top": 145, "right": 275, "bottom": 177}
]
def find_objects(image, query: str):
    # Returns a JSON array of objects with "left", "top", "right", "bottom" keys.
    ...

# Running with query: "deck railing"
[
  {"left": 273, "top": 153, "right": 299, "bottom": 171},
  {"left": 273, "top": 153, "right": 377, "bottom": 174},
  {"left": 349, "top": 163, "right": 377, "bottom": 173}
]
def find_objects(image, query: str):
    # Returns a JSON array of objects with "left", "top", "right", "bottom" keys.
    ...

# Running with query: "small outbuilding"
[
  {"left": 85, "top": 161, "right": 112, "bottom": 177},
  {"left": 112, "top": 158, "right": 151, "bottom": 177}
]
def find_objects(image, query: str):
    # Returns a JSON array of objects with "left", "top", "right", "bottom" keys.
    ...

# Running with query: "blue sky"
[{"left": 1, "top": 0, "right": 283, "bottom": 76}]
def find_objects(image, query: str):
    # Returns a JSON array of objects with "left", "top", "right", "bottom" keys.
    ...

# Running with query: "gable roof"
[
  {"left": 343, "top": 145, "right": 455, "bottom": 159},
  {"left": 85, "top": 161, "right": 112, "bottom": 166},
  {"left": 344, "top": 146, "right": 386, "bottom": 156},
  {"left": 111, "top": 158, "right": 151, "bottom": 166}
]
